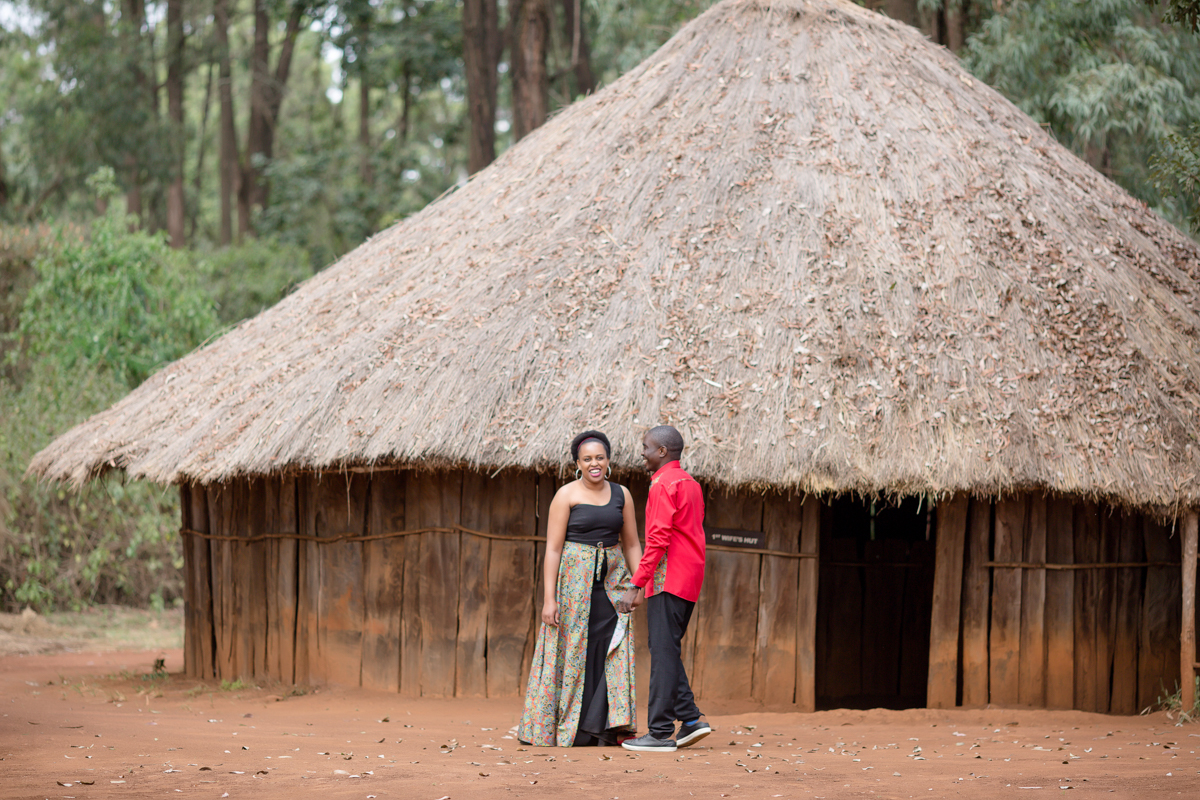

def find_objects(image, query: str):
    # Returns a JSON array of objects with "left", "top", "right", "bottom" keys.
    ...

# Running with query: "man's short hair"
[{"left": 647, "top": 425, "right": 684, "bottom": 459}]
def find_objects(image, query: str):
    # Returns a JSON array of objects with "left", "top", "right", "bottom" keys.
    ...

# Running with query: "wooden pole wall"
[
  {"left": 180, "top": 478, "right": 1187, "bottom": 715},
  {"left": 960, "top": 497, "right": 991, "bottom": 706},
  {"left": 795, "top": 496, "right": 821, "bottom": 711},
  {"left": 1182, "top": 510, "right": 1198, "bottom": 715},
  {"left": 1044, "top": 497, "right": 1074, "bottom": 709},
  {"left": 926, "top": 493, "right": 968, "bottom": 708},
  {"left": 1017, "top": 494, "right": 1047, "bottom": 707}
]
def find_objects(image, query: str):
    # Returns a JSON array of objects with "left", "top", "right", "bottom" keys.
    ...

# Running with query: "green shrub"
[
  {"left": 189, "top": 238, "right": 312, "bottom": 325},
  {"left": 0, "top": 188, "right": 220, "bottom": 611}
]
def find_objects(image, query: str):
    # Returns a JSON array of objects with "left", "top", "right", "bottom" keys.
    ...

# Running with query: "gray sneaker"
[
  {"left": 620, "top": 733, "right": 677, "bottom": 752},
  {"left": 676, "top": 720, "right": 712, "bottom": 747}
]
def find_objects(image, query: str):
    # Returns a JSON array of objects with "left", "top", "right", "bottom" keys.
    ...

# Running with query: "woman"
[{"left": 519, "top": 430, "right": 642, "bottom": 746}]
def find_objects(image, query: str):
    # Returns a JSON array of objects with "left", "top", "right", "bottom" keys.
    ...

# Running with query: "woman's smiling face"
[{"left": 576, "top": 440, "right": 609, "bottom": 484}]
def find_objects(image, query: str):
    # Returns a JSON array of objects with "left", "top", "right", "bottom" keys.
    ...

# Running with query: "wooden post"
[
  {"left": 1110, "top": 511, "right": 1144, "bottom": 715},
  {"left": 362, "top": 471, "right": 405, "bottom": 692},
  {"left": 180, "top": 484, "right": 196, "bottom": 678},
  {"left": 187, "top": 484, "right": 215, "bottom": 680},
  {"left": 1139, "top": 518, "right": 1180, "bottom": 710},
  {"left": 927, "top": 493, "right": 968, "bottom": 708},
  {"left": 755, "top": 495, "right": 800, "bottom": 705},
  {"left": 1181, "top": 510, "right": 1198, "bottom": 715},
  {"left": 1018, "top": 494, "right": 1047, "bottom": 707},
  {"left": 1044, "top": 497, "right": 1075, "bottom": 709},
  {"left": 960, "top": 498, "right": 991, "bottom": 706},
  {"left": 989, "top": 495, "right": 1026, "bottom": 706},
  {"left": 795, "top": 496, "right": 821, "bottom": 712},
  {"left": 480, "top": 471, "right": 536, "bottom": 698}
]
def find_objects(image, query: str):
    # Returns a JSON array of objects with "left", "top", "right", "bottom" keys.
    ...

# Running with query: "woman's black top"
[{"left": 565, "top": 482, "right": 624, "bottom": 547}]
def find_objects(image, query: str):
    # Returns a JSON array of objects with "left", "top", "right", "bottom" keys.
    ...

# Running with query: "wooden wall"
[
  {"left": 180, "top": 476, "right": 1187, "bottom": 713},
  {"left": 179, "top": 469, "right": 823, "bottom": 704},
  {"left": 927, "top": 493, "right": 1184, "bottom": 713}
]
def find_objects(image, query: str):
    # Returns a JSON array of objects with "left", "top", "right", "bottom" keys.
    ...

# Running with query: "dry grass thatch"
[{"left": 29, "top": 0, "right": 1200, "bottom": 512}]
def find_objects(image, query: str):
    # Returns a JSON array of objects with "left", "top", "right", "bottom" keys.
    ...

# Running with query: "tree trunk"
[
  {"left": 397, "top": 65, "right": 412, "bottom": 144},
  {"left": 463, "top": 0, "right": 500, "bottom": 173},
  {"left": 214, "top": 0, "right": 239, "bottom": 245},
  {"left": 919, "top": 6, "right": 941, "bottom": 43},
  {"left": 0, "top": 135, "right": 8, "bottom": 210},
  {"left": 242, "top": 0, "right": 306, "bottom": 229},
  {"left": 559, "top": 0, "right": 594, "bottom": 97},
  {"left": 946, "top": 1, "right": 967, "bottom": 51},
  {"left": 240, "top": 0, "right": 271, "bottom": 237},
  {"left": 166, "top": 0, "right": 186, "bottom": 248},
  {"left": 123, "top": 0, "right": 148, "bottom": 225},
  {"left": 357, "top": 15, "right": 373, "bottom": 189},
  {"left": 510, "top": 0, "right": 550, "bottom": 142},
  {"left": 192, "top": 62, "right": 215, "bottom": 240},
  {"left": 885, "top": 0, "right": 917, "bottom": 26}
]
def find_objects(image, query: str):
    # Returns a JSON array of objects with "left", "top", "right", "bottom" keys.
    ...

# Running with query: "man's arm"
[{"left": 617, "top": 482, "right": 676, "bottom": 612}]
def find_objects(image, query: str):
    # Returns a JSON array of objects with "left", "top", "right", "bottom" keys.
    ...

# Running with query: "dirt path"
[{"left": 2, "top": 645, "right": 1198, "bottom": 799}]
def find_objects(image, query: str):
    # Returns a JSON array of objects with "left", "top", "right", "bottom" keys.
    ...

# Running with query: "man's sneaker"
[
  {"left": 676, "top": 721, "right": 712, "bottom": 747},
  {"left": 620, "top": 733, "right": 677, "bottom": 752}
]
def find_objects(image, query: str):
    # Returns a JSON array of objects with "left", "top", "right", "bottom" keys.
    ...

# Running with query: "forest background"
[{"left": 1, "top": 0, "right": 1199, "bottom": 612}]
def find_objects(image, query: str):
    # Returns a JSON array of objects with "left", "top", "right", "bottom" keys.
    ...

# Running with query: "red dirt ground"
[{"left": 2, "top": 647, "right": 1198, "bottom": 800}]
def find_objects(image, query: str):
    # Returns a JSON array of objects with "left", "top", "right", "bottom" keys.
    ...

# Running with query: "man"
[{"left": 618, "top": 425, "right": 711, "bottom": 753}]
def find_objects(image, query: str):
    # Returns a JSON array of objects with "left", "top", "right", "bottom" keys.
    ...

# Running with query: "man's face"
[{"left": 642, "top": 433, "right": 664, "bottom": 473}]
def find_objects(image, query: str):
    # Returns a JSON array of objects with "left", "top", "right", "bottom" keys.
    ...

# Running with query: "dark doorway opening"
[{"left": 815, "top": 495, "right": 937, "bottom": 710}]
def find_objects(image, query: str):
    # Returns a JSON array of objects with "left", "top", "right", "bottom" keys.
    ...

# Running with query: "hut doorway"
[{"left": 816, "top": 496, "right": 937, "bottom": 709}]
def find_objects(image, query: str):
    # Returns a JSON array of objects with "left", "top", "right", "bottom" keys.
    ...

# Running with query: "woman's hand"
[
  {"left": 616, "top": 586, "right": 644, "bottom": 614},
  {"left": 541, "top": 599, "right": 560, "bottom": 626}
]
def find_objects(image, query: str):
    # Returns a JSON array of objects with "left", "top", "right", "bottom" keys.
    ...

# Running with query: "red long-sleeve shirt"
[{"left": 631, "top": 461, "right": 706, "bottom": 602}]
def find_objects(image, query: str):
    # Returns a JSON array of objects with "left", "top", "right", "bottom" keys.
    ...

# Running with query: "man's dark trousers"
[{"left": 646, "top": 590, "right": 701, "bottom": 740}]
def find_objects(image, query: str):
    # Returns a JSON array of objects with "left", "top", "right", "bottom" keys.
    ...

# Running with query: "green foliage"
[
  {"left": 0, "top": 359, "right": 188, "bottom": 612},
  {"left": 1147, "top": 0, "right": 1200, "bottom": 32},
  {"left": 587, "top": 0, "right": 718, "bottom": 82},
  {"left": 16, "top": 207, "right": 217, "bottom": 389},
  {"left": 1151, "top": 123, "right": 1200, "bottom": 230},
  {"left": 963, "top": 0, "right": 1200, "bottom": 231},
  {"left": 0, "top": 186, "right": 221, "bottom": 611},
  {"left": 191, "top": 238, "right": 312, "bottom": 324}
]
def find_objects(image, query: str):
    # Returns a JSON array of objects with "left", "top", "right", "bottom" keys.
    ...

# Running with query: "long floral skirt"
[{"left": 518, "top": 541, "right": 637, "bottom": 746}]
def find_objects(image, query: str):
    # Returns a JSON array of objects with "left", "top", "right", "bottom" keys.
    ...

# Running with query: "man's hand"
[{"left": 616, "top": 586, "right": 644, "bottom": 614}]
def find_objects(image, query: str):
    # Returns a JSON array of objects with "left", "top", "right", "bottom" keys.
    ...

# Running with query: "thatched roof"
[{"left": 30, "top": 0, "right": 1200, "bottom": 510}]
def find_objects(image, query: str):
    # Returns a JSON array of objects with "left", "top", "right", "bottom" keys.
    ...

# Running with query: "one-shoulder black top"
[{"left": 565, "top": 482, "right": 624, "bottom": 547}]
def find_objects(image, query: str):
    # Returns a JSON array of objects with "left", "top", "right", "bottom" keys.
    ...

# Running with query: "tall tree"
[
  {"left": 463, "top": 0, "right": 501, "bottom": 172},
  {"left": 166, "top": 0, "right": 186, "bottom": 247},
  {"left": 214, "top": 0, "right": 239, "bottom": 244},
  {"left": 965, "top": 0, "right": 1200, "bottom": 230},
  {"left": 559, "top": 0, "right": 594, "bottom": 97},
  {"left": 239, "top": 0, "right": 308, "bottom": 236},
  {"left": 334, "top": 0, "right": 376, "bottom": 188},
  {"left": 510, "top": 0, "right": 550, "bottom": 141},
  {"left": 121, "top": 0, "right": 151, "bottom": 223}
]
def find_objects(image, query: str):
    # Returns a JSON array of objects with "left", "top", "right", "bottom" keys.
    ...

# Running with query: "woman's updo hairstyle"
[{"left": 570, "top": 430, "right": 611, "bottom": 461}]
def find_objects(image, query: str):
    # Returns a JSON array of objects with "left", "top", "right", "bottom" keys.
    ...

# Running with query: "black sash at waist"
[{"left": 565, "top": 532, "right": 620, "bottom": 548}]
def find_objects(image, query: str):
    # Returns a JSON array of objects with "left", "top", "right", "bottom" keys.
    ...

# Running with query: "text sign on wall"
[{"left": 705, "top": 527, "right": 766, "bottom": 549}]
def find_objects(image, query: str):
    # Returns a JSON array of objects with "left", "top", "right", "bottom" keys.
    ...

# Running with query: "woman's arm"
[
  {"left": 541, "top": 487, "right": 571, "bottom": 626},
  {"left": 617, "top": 485, "right": 644, "bottom": 612}
]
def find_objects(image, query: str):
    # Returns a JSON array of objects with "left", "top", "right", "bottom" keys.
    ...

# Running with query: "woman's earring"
[
  {"left": 575, "top": 468, "right": 582, "bottom": 480},
  {"left": 606, "top": 466, "right": 612, "bottom": 478}
]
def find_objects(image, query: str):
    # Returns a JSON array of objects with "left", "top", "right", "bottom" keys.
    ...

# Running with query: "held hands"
[
  {"left": 541, "top": 599, "right": 560, "bottom": 626},
  {"left": 615, "top": 586, "right": 644, "bottom": 614}
]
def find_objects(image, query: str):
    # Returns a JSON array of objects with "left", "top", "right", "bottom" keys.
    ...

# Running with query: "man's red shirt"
[{"left": 631, "top": 461, "right": 706, "bottom": 602}]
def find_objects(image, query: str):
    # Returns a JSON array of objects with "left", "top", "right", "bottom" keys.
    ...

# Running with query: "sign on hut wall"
[{"left": 706, "top": 527, "right": 766, "bottom": 549}]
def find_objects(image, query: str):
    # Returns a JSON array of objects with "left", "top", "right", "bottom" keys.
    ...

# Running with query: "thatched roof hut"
[{"left": 29, "top": 0, "right": 1200, "bottom": 713}]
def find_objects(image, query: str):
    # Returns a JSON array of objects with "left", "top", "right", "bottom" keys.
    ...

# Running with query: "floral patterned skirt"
[{"left": 518, "top": 541, "right": 637, "bottom": 746}]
